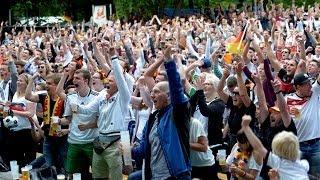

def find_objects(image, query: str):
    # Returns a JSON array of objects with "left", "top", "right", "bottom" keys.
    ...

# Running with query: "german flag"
[{"left": 226, "top": 24, "right": 248, "bottom": 54}]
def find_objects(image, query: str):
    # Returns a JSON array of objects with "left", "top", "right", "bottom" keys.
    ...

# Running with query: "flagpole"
[{"left": 237, "top": 22, "right": 249, "bottom": 52}]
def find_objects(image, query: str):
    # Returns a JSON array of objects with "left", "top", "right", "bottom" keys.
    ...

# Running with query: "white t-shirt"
[
  {"left": 285, "top": 81, "right": 320, "bottom": 142},
  {"left": 11, "top": 95, "right": 34, "bottom": 131},
  {"left": 135, "top": 108, "right": 151, "bottom": 141},
  {"left": 226, "top": 144, "right": 262, "bottom": 180},
  {"left": 267, "top": 152, "right": 309, "bottom": 180},
  {"left": 193, "top": 106, "right": 209, "bottom": 136},
  {"left": 64, "top": 90, "right": 99, "bottom": 144},
  {"left": 189, "top": 118, "right": 215, "bottom": 167}
]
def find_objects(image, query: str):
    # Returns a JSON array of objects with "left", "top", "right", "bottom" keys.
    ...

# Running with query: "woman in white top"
[
  {"left": 241, "top": 115, "right": 309, "bottom": 180},
  {"left": 190, "top": 118, "right": 218, "bottom": 180},
  {"left": 7, "top": 73, "right": 37, "bottom": 167}
]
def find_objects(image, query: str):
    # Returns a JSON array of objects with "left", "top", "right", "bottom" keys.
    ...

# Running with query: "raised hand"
[
  {"left": 193, "top": 74, "right": 206, "bottom": 90},
  {"left": 109, "top": 47, "right": 116, "bottom": 56},
  {"left": 164, "top": 45, "right": 172, "bottom": 61},
  {"left": 222, "top": 66, "right": 230, "bottom": 78},
  {"left": 136, "top": 76, "right": 146, "bottom": 90},
  {"left": 251, "top": 73, "right": 261, "bottom": 84},
  {"left": 242, "top": 115, "right": 252, "bottom": 127},
  {"left": 264, "top": 33, "right": 271, "bottom": 45},
  {"left": 31, "top": 72, "right": 40, "bottom": 81},
  {"left": 271, "top": 79, "right": 281, "bottom": 93},
  {"left": 235, "top": 61, "right": 244, "bottom": 74}
]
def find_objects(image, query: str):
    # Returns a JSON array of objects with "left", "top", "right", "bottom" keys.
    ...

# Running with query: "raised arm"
[
  {"left": 265, "top": 40, "right": 282, "bottom": 72},
  {"left": 139, "top": 85, "right": 153, "bottom": 109},
  {"left": 242, "top": 40, "right": 252, "bottom": 65},
  {"left": 191, "top": 76, "right": 208, "bottom": 114},
  {"left": 211, "top": 46, "right": 223, "bottom": 78},
  {"left": 110, "top": 48, "right": 131, "bottom": 107},
  {"left": 217, "top": 68, "right": 230, "bottom": 103},
  {"left": 60, "top": 34, "right": 69, "bottom": 56},
  {"left": 123, "top": 41, "right": 135, "bottom": 66},
  {"left": 235, "top": 62, "right": 251, "bottom": 107},
  {"left": 296, "top": 37, "right": 306, "bottom": 60},
  {"left": 241, "top": 115, "right": 268, "bottom": 159},
  {"left": 186, "top": 33, "right": 200, "bottom": 60},
  {"left": 251, "top": 39, "right": 264, "bottom": 64},
  {"left": 251, "top": 73, "right": 269, "bottom": 124},
  {"left": 55, "top": 71, "right": 68, "bottom": 100},
  {"left": 164, "top": 49, "right": 188, "bottom": 105},
  {"left": 92, "top": 38, "right": 111, "bottom": 74},
  {"left": 143, "top": 52, "right": 164, "bottom": 88},
  {"left": 295, "top": 59, "right": 307, "bottom": 75},
  {"left": 8, "top": 60, "right": 18, "bottom": 95},
  {"left": 205, "top": 34, "right": 211, "bottom": 59},
  {"left": 143, "top": 53, "right": 163, "bottom": 78},
  {"left": 271, "top": 79, "right": 292, "bottom": 127},
  {"left": 25, "top": 74, "right": 40, "bottom": 103}
]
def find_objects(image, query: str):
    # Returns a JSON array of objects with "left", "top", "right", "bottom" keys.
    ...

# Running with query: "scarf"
[{"left": 43, "top": 94, "right": 64, "bottom": 137}]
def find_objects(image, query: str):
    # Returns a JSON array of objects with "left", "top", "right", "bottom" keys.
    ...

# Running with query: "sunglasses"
[{"left": 231, "top": 91, "right": 240, "bottom": 96}]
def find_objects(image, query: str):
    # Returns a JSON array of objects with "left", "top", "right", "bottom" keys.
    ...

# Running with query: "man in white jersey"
[
  {"left": 71, "top": 47, "right": 131, "bottom": 179},
  {"left": 59, "top": 69, "right": 99, "bottom": 179},
  {"left": 286, "top": 73, "right": 320, "bottom": 177}
]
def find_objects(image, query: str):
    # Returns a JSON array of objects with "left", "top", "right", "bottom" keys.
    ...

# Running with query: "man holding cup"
[
  {"left": 25, "top": 73, "right": 67, "bottom": 174},
  {"left": 59, "top": 69, "right": 99, "bottom": 179},
  {"left": 285, "top": 73, "right": 320, "bottom": 177}
]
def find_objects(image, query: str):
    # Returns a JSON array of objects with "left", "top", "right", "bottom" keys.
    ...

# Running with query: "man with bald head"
[{"left": 132, "top": 47, "right": 191, "bottom": 179}]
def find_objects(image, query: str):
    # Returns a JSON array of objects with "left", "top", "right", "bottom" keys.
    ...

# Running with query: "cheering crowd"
[{"left": 0, "top": 1, "right": 320, "bottom": 180}]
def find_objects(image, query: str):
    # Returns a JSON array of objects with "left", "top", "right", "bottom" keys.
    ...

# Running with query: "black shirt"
[
  {"left": 259, "top": 115, "right": 297, "bottom": 151},
  {"left": 259, "top": 115, "right": 297, "bottom": 179},
  {"left": 190, "top": 90, "right": 225, "bottom": 145},
  {"left": 227, "top": 96, "right": 256, "bottom": 135}
]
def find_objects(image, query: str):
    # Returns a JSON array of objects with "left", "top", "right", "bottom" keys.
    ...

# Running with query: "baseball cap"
[
  {"left": 293, "top": 73, "right": 311, "bottom": 86},
  {"left": 201, "top": 57, "right": 212, "bottom": 69}
]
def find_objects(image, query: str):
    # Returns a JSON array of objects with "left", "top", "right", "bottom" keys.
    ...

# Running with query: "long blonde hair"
[{"left": 17, "top": 73, "right": 31, "bottom": 96}]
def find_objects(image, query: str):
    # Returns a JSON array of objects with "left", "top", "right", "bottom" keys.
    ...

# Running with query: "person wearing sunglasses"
[{"left": 217, "top": 62, "right": 257, "bottom": 148}]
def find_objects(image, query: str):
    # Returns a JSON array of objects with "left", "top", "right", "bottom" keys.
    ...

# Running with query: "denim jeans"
[
  {"left": 128, "top": 170, "right": 142, "bottom": 180},
  {"left": 30, "top": 155, "right": 46, "bottom": 169},
  {"left": 43, "top": 136, "right": 68, "bottom": 174},
  {"left": 300, "top": 139, "right": 320, "bottom": 178}
]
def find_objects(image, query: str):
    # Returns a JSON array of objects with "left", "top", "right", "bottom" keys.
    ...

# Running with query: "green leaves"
[
  {"left": 11, "top": 0, "right": 67, "bottom": 18},
  {"left": 10, "top": 0, "right": 320, "bottom": 22}
]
